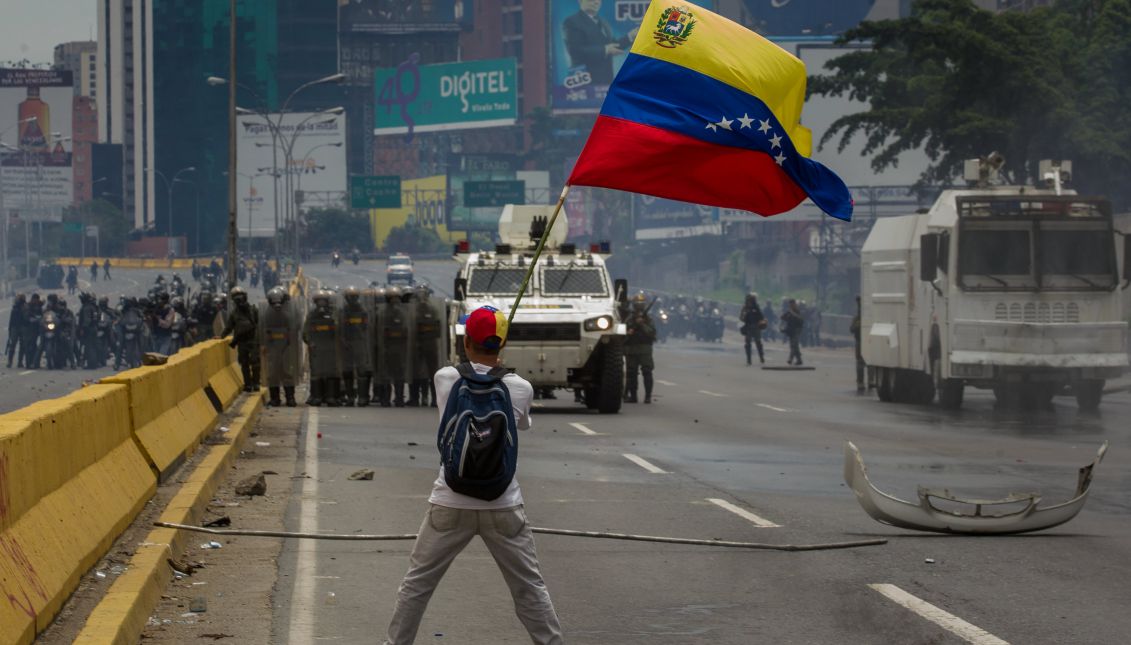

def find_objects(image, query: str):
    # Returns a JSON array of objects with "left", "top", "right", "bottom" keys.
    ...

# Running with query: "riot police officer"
[
  {"left": 368, "top": 287, "right": 386, "bottom": 405},
  {"left": 261, "top": 287, "right": 299, "bottom": 407},
  {"left": 739, "top": 292, "right": 766, "bottom": 365},
  {"left": 624, "top": 292, "right": 656, "bottom": 403},
  {"left": 410, "top": 284, "right": 442, "bottom": 407},
  {"left": 376, "top": 286, "right": 409, "bottom": 407},
  {"left": 338, "top": 286, "right": 373, "bottom": 407},
  {"left": 191, "top": 291, "right": 219, "bottom": 341},
  {"left": 221, "top": 286, "right": 261, "bottom": 392},
  {"left": 303, "top": 289, "right": 340, "bottom": 406}
]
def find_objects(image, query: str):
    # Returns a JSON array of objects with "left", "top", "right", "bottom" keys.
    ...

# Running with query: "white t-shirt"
[{"left": 427, "top": 362, "right": 533, "bottom": 510}]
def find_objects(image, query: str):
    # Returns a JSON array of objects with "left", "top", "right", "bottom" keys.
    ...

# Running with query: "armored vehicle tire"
[
  {"left": 597, "top": 343, "right": 624, "bottom": 414},
  {"left": 876, "top": 367, "right": 894, "bottom": 402},
  {"left": 938, "top": 379, "right": 964, "bottom": 409},
  {"left": 1075, "top": 380, "right": 1104, "bottom": 412},
  {"left": 584, "top": 387, "right": 599, "bottom": 410}
]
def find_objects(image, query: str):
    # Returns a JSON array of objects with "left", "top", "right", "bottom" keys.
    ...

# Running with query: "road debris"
[
  {"left": 843, "top": 441, "right": 1108, "bottom": 534},
  {"left": 235, "top": 473, "right": 267, "bottom": 496},
  {"left": 156, "top": 521, "right": 886, "bottom": 552},
  {"left": 203, "top": 516, "right": 232, "bottom": 528},
  {"left": 348, "top": 469, "right": 375, "bottom": 481}
]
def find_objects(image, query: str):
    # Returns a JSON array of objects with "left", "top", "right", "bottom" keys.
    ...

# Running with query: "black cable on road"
[{"left": 154, "top": 521, "right": 887, "bottom": 552}]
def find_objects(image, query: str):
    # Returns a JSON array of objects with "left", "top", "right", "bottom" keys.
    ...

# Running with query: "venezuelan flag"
[{"left": 568, "top": 2, "right": 853, "bottom": 221}]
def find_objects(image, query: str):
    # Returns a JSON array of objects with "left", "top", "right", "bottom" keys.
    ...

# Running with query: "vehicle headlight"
[
  {"left": 584, "top": 316, "right": 613, "bottom": 331},
  {"left": 660, "top": 313, "right": 669, "bottom": 321},
  {"left": 47, "top": 323, "right": 56, "bottom": 330}
]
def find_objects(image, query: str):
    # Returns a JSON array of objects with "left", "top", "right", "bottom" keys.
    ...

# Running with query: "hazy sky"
[{"left": 0, "top": 0, "right": 98, "bottom": 66}]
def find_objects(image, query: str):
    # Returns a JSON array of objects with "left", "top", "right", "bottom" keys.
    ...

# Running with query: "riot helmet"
[
  {"left": 267, "top": 286, "right": 288, "bottom": 307},
  {"left": 343, "top": 286, "right": 361, "bottom": 305},
  {"left": 229, "top": 286, "right": 248, "bottom": 306}
]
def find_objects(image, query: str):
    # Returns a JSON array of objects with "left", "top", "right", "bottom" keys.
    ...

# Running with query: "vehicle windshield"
[
  {"left": 387, "top": 255, "right": 412, "bottom": 267},
  {"left": 958, "top": 223, "right": 1116, "bottom": 291},
  {"left": 1038, "top": 227, "right": 1116, "bottom": 288},
  {"left": 541, "top": 265, "right": 609, "bottom": 296},
  {"left": 467, "top": 266, "right": 528, "bottom": 295}
]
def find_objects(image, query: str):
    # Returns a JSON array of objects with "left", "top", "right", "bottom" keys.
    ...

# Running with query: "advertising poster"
[
  {"left": 0, "top": 68, "right": 74, "bottom": 220},
  {"left": 549, "top": 0, "right": 651, "bottom": 113},
  {"left": 633, "top": 194, "right": 720, "bottom": 240},
  {"left": 374, "top": 58, "right": 517, "bottom": 136},
  {"left": 368, "top": 174, "right": 461, "bottom": 250},
  {"left": 236, "top": 112, "right": 347, "bottom": 237}
]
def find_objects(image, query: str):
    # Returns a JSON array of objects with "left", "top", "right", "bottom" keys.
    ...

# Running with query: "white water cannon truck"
[
  {"left": 448, "top": 205, "right": 628, "bottom": 413},
  {"left": 861, "top": 158, "right": 1130, "bottom": 411}
]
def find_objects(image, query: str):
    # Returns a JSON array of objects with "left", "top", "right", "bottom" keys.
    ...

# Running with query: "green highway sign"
[
  {"left": 63, "top": 222, "right": 83, "bottom": 233},
  {"left": 375, "top": 58, "right": 518, "bottom": 135},
  {"left": 351, "top": 175, "right": 401, "bottom": 209},
  {"left": 463, "top": 180, "right": 525, "bottom": 208}
]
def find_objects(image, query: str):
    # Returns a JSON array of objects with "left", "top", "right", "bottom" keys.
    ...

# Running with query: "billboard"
[
  {"left": 368, "top": 175, "right": 461, "bottom": 250},
  {"left": 236, "top": 112, "right": 347, "bottom": 237},
  {"left": 633, "top": 195, "right": 720, "bottom": 240},
  {"left": 339, "top": 0, "right": 473, "bottom": 33},
  {"left": 374, "top": 58, "right": 517, "bottom": 135},
  {"left": 549, "top": 0, "right": 652, "bottom": 113},
  {"left": 0, "top": 68, "right": 74, "bottom": 221},
  {"left": 740, "top": 0, "right": 890, "bottom": 37}
]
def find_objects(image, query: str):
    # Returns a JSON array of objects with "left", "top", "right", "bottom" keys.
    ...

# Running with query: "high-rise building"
[
  {"left": 53, "top": 41, "right": 98, "bottom": 97},
  {"left": 96, "top": 0, "right": 153, "bottom": 232},
  {"left": 95, "top": 0, "right": 341, "bottom": 250},
  {"left": 72, "top": 96, "right": 99, "bottom": 204}
]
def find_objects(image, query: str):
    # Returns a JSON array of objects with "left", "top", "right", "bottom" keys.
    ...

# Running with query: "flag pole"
[{"left": 507, "top": 184, "right": 571, "bottom": 326}]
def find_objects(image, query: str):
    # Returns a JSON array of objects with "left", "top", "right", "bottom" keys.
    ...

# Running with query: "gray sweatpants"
[{"left": 384, "top": 504, "right": 564, "bottom": 645}]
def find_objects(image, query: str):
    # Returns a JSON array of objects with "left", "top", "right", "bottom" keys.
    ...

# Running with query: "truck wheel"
[
  {"left": 584, "top": 387, "right": 599, "bottom": 410},
  {"left": 597, "top": 343, "right": 624, "bottom": 414},
  {"left": 1075, "top": 380, "right": 1104, "bottom": 412},
  {"left": 938, "top": 379, "right": 964, "bottom": 410},
  {"left": 876, "top": 368, "right": 894, "bottom": 402}
]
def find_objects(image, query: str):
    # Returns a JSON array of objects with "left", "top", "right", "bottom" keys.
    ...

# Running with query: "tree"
[
  {"left": 383, "top": 221, "right": 449, "bottom": 254},
  {"left": 809, "top": 0, "right": 1131, "bottom": 208},
  {"left": 59, "top": 198, "right": 131, "bottom": 257},
  {"left": 304, "top": 207, "right": 372, "bottom": 252}
]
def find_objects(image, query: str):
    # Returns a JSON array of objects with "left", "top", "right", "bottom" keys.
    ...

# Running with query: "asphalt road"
[
  {"left": 0, "top": 265, "right": 270, "bottom": 413},
  {"left": 263, "top": 260, "right": 1131, "bottom": 645}
]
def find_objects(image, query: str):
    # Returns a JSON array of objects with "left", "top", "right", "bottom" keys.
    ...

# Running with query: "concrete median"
[
  {"left": 0, "top": 384, "right": 154, "bottom": 645},
  {"left": 101, "top": 340, "right": 241, "bottom": 482},
  {"left": 73, "top": 392, "right": 263, "bottom": 645}
]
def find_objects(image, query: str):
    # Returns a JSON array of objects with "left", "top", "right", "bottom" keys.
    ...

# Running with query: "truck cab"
[
  {"left": 862, "top": 167, "right": 1130, "bottom": 411},
  {"left": 449, "top": 205, "right": 628, "bottom": 413}
]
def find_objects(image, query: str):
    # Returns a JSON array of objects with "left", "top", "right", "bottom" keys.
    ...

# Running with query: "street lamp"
[
  {"left": 209, "top": 71, "right": 345, "bottom": 267},
  {"left": 146, "top": 165, "right": 195, "bottom": 254},
  {"left": 81, "top": 176, "right": 108, "bottom": 261},
  {"left": 173, "top": 177, "right": 199, "bottom": 255}
]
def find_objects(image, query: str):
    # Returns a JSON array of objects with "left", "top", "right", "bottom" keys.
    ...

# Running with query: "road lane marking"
[
  {"left": 656, "top": 379, "right": 677, "bottom": 386},
  {"left": 706, "top": 498, "right": 781, "bottom": 528},
  {"left": 698, "top": 390, "right": 726, "bottom": 397},
  {"left": 569, "top": 422, "right": 599, "bottom": 435},
  {"left": 623, "top": 453, "right": 667, "bottom": 474},
  {"left": 19, "top": 370, "right": 32, "bottom": 375},
  {"left": 868, "top": 584, "right": 1009, "bottom": 645},
  {"left": 288, "top": 408, "right": 321, "bottom": 644},
  {"left": 755, "top": 403, "right": 793, "bottom": 413}
]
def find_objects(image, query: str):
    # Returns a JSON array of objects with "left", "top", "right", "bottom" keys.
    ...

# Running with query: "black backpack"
[{"left": 436, "top": 364, "right": 519, "bottom": 501}]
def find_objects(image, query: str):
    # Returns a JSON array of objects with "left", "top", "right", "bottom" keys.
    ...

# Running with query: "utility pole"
[{"left": 226, "top": 0, "right": 238, "bottom": 291}]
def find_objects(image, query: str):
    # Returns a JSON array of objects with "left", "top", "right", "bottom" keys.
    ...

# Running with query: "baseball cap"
[{"left": 462, "top": 306, "right": 509, "bottom": 350}]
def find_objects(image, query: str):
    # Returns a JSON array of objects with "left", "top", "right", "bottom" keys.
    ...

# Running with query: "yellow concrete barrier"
[
  {"left": 101, "top": 340, "right": 239, "bottom": 481},
  {"left": 54, "top": 257, "right": 275, "bottom": 270},
  {"left": 0, "top": 384, "right": 154, "bottom": 645},
  {"left": 73, "top": 393, "right": 263, "bottom": 645}
]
